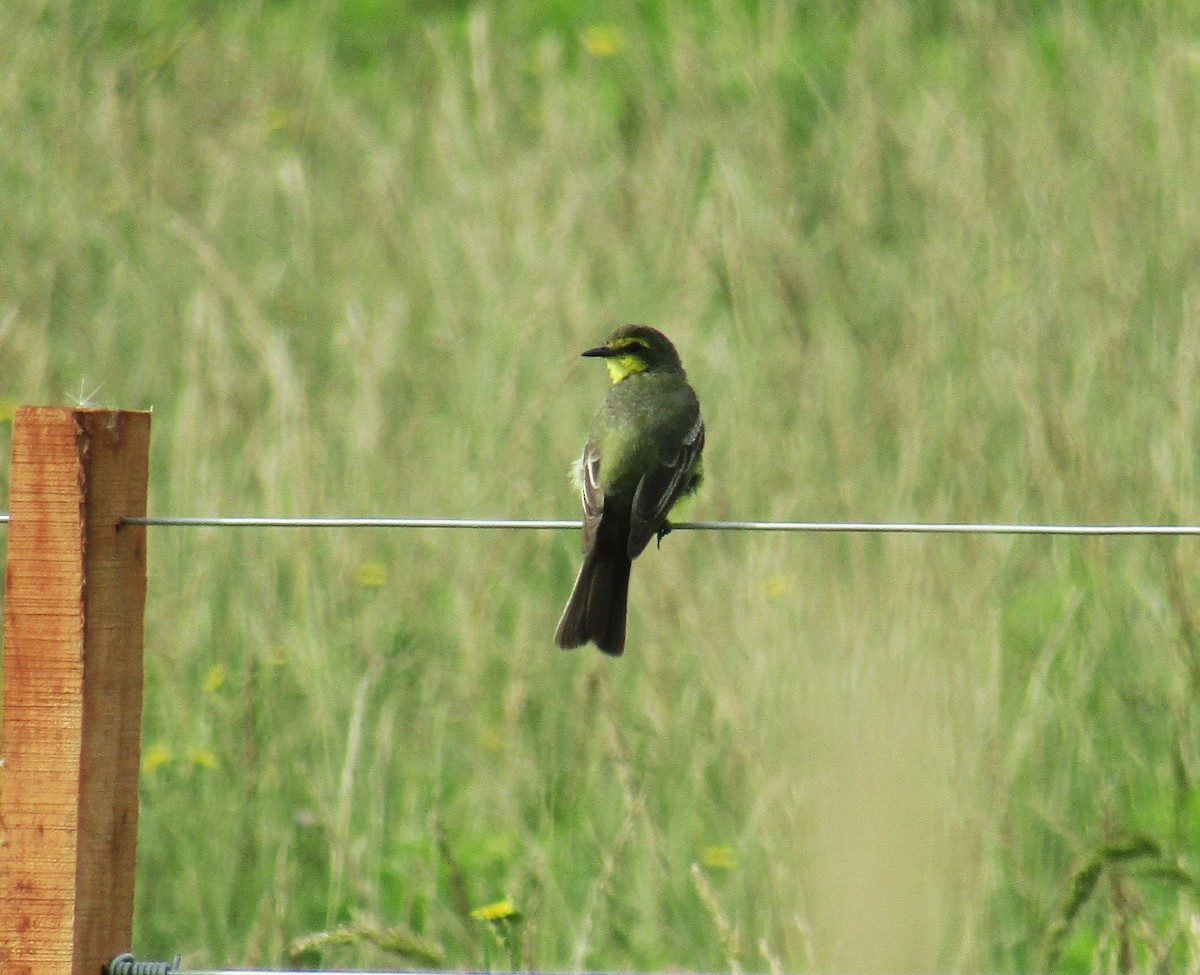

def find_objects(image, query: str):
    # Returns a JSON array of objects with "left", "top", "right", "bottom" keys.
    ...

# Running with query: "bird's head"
[{"left": 582, "top": 325, "right": 685, "bottom": 384}]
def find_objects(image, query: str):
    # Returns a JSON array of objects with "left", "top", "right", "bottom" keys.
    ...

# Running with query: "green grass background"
[{"left": 3, "top": 0, "right": 1200, "bottom": 971}]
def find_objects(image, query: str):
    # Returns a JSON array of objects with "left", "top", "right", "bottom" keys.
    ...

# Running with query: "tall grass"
[{"left": 3, "top": 0, "right": 1200, "bottom": 972}]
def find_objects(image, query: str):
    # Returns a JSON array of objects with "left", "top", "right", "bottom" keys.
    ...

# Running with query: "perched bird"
[{"left": 554, "top": 325, "right": 705, "bottom": 656}]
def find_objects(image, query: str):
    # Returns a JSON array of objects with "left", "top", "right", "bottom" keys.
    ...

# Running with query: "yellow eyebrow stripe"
[{"left": 608, "top": 336, "right": 652, "bottom": 352}]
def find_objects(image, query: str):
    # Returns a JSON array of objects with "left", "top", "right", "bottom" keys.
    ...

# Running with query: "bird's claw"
[{"left": 655, "top": 522, "right": 674, "bottom": 549}]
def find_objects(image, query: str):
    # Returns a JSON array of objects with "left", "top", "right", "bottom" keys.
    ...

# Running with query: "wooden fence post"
[{"left": 0, "top": 407, "right": 152, "bottom": 975}]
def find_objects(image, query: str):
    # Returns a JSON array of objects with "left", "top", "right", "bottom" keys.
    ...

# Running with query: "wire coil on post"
[{"left": 106, "top": 953, "right": 180, "bottom": 975}]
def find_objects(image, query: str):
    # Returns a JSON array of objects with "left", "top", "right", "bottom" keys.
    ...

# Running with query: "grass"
[{"left": 3, "top": 0, "right": 1200, "bottom": 971}]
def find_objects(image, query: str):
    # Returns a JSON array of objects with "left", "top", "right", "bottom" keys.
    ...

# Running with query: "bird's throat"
[{"left": 606, "top": 354, "right": 648, "bottom": 384}]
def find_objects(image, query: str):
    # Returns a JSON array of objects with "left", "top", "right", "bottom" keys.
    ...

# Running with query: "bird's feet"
[{"left": 655, "top": 521, "right": 674, "bottom": 549}]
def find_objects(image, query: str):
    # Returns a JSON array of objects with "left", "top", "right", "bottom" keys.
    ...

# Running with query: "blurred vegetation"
[{"left": 3, "top": 0, "right": 1200, "bottom": 972}]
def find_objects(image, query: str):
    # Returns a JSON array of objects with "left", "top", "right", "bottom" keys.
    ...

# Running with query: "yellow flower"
[
  {"left": 581, "top": 25, "right": 624, "bottom": 58},
  {"left": 203, "top": 664, "right": 227, "bottom": 694},
  {"left": 142, "top": 742, "right": 172, "bottom": 775},
  {"left": 356, "top": 561, "right": 388, "bottom": 588},
  {"left": 762, "top": 574, "right": 791, "bottom": 600},
  {"left": 471, "top": 898, "right": 519, "bottom": 922},
  {"left": 187, "top": 746, "right": 219, "bottom": 770},
  {"left": 701, "top": 845, "right": 736, "bottom": 870}
]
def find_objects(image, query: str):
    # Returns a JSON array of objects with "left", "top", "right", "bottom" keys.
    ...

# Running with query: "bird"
[{"left": 554, "top": 324, "right": 705, "bottom": 656}]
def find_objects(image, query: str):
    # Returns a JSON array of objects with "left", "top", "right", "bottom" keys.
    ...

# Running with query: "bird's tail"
[{"left": 554, "top": 545, "right": 632, "bottom": 656}]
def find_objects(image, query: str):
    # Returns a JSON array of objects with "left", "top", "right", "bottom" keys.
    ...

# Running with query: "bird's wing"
[
  {"left": 628, "top": 411, "right": 705, "bottom": 557},
  {"left": 579, "top": 436, "right": 604, "bottom": 553}
]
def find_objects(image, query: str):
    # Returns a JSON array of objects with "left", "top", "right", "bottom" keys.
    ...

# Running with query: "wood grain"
[{"left": 1, "top": 407, "right": 151, "bottom": 975}]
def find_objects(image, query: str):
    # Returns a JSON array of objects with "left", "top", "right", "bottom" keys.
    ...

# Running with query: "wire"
[
  {"left": 107, "top": 959, "right": 490, "bottom": 975},
  {"left": 124, "top": 965, "right": 448, "bottom": 975},
  {"left": 119, "top": 516, "right": 580, "bottom": 530},
  {"left": 105, "top": 955, "right": 179, "bottom": 975},
  {"left": 3, "top": 512, "right": 1200, "bottom": 535},
  {"left": 110, "top": 515, "right": 1200, "bottom": 535},
  {"left": 110, "top": 964, "right": 425, "bottom": 975},
  {"left": 680, "top": 520, "right": 1200, "bottom": 536}
]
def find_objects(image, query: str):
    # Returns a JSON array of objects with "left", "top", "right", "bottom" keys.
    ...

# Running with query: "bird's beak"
[{"left": 582, "top": 343, "right": 618, "bottom": 358}]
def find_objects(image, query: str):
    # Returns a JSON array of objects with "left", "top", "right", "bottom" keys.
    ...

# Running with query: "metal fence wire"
[{"left": 5, "top": 512, "right": 1200, "bottom": 535}]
